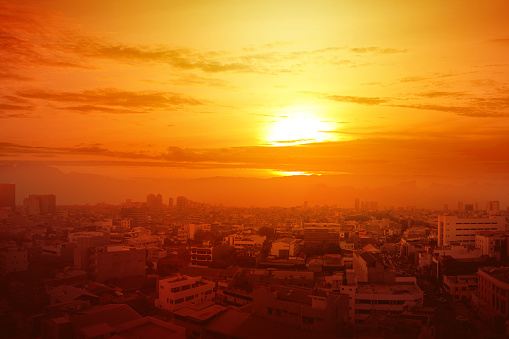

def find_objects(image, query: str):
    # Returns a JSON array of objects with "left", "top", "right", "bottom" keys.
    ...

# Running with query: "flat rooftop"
[{"left": 356, "top": 283, "right": 421, "bottom": 296}]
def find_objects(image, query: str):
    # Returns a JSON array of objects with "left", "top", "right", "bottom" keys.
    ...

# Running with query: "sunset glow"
[
  {"left": 1, "top": 0, "right": 509, "bottom": 207},
  {"left": 267, "top": 113, "right": 335, "bottom": 146}
]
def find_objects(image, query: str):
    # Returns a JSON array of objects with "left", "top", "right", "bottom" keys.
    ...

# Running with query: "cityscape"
[
  {"left": 2, "top": 0, "right": 509, "bottom": 338},
  {"left": 1, "top": 184, "right": 509, "bottom": 338}
]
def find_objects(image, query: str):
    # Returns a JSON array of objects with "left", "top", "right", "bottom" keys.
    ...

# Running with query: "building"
[
  {"left": 155, "top": 275, "right": 215, "bottom": 312},
  {"left": 73, "top": 233, "right": 110, "bottom": 270},
  {"left": 475, "top": 231, "right": 506, "bottom": 259},
  {"left": 353, "top": 251, "right": 395, "bottom": 284},
  {"left": 303, "top": 223, "right": 341, "bottom": 246},
  {"left": 270, "top": 238, "right": 300, "bottom": 258},
  {"left": 0, "top": 183, "right": 15, "bottom": 212},
  {"left": 88, "top": 246, "right": 146, "bottom": 282},
  {"left": 176, "top": 196, "right": 189, "bottom": 210},
  {"left": 486, "top": 200, "right": 500, "bottom": 214},
  {"left": 437, "top": 215, "right": 506, "bottom": 246},
  {"left": 252, "top": 285, "right": 349, "bottom": 334},
  {"left": 190, "top": 244, "right": 235, "bottom": 267},
  {"left": 225, "top": 234, "right": 266, "bottom": 249},
  {"left": 442, "top": 274, "right": 478, "bottom": 302},
  {"left": 23, "top": 194, "right": 56, "bottom": 215},
  {"left": 0, "top": 247, "right": 28, "bottom": 274},
  {"left": 476, "top": 266, "right": 509, "bottom": 317},
  {"left": 146, "top": 193, "right": 163, "bottom": 215}
]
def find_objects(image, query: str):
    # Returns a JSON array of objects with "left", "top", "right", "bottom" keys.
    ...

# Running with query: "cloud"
[
  {"left": 389, "top": 104, "right": 495, "bottom": 117},
  {"left": 349, "top": 47, "right": 407, "bottom": 54},
  {"left": 303, "top": 91, "right": 389, "bottom": 105},
  {"left": 417, "top": 91, "right": 466, "bottom": 98},
  {"left": 13, "top": 88, "right": 204, "bottom": 114}
]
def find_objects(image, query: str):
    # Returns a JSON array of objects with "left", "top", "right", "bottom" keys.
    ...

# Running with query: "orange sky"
[{"left": 1, "top": 0, "right": 509, "bottom": 203}]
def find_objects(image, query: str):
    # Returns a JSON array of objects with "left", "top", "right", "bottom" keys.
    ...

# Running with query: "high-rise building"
[
  {"left": 146, "top": 193, "right": 163, "bottom": 215},
  {"left": 0, "top": 183, "right": 15, "bottom": 212},
  {"left": 458, "top": 202, "right": 464, "bottom": 211},
  {"left": 176, "top": 196, "right": 189, "bottom": 210},
  {"left": 168, "top": 197, "right": 174, "bottom": 207},
  {"left": 355, "top": 198, "right": 360, "bottom": 210},
  {"left": 486, "top": 200, "right": 500, "bottom": 214},
  {"left": 23, "top": 194, "right": 56, "bottom": 215}
]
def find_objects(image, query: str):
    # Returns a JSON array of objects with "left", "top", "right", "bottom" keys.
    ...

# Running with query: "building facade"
[
  {"left": 0, "top": 247, "right": 28, "bottom": 274},
  {"left": 476, "top": 267, "right": 509, "bottom": 317},
  {"left": 437, "top": 215, "right": 505, "bottom": 246}
]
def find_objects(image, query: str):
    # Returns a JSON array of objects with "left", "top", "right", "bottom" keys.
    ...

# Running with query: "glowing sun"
[{"left": 267, "top": 114, "right": 334, "bottom": 146}]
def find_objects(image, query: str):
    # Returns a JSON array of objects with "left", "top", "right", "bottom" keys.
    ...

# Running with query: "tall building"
[
  {"left": 168, "top": 197, "right": 174, "bottom": 207},
  {"left": 486, "top": 200, "right": 500, "bottom": 214},
  {"left": 437, "top": 215, "right": 506, "bottom": 246},
  {"left": 355, "top": 198, "right": 360, "bottom": 210},
  {"left": 176, "top": 196, "right": 189, "bottom": 210},
  {"left": 146, "top": 193, "right": 163, "bottom": 215},
  {"left": 0, "top": 183, "right": 15, "bottom": 212},
  {"left": 23, "top": 194, "right": 56, "bottom": 215},
  {"left": 458, "top": 202, "right": 464, "bottom": 211}
]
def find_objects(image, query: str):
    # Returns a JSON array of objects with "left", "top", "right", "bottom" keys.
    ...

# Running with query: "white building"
[
  {"left": 270, "top": 238, "right": 299, "bottom": 258},
  {"left": 328, "top": 270, "right": 423, "bottom": 324},
  {"left": 0, "top": 247, "right": 28, "bottom": 274},
  {"left": 224, "top": 234, "right": 266, "bottom": 249},
  {"left": 155, "top": 275, "right": 215, "bottom": 312},
  {"left": 475, "top": 231, "right": 505, "bottom": 259},
  {"left": 437, "top": 215, "right": 505, "bottom": 246},
  {"left": 68, "top": 231, "right": 104, "bottom": 243}
]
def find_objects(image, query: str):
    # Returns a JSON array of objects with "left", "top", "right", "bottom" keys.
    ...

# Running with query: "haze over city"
[
  {"left": 2, "top": 0, "right": 509, "bottom": 207},
  {"left": 4, "top": 2, "right": 509, "bottom": 338}
]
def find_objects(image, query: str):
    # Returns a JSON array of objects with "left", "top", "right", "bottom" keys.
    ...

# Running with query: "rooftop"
[
  {"left": 479, "top": 266, "right": 509, "bottom": 285},
  {"left": 356, "top": 283, "right": 422, "bottom": 296}
]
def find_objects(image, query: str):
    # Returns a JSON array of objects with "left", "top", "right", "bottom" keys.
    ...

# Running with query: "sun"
[{"left": 266, "top": 113, "right": 335, "bottom": 146}]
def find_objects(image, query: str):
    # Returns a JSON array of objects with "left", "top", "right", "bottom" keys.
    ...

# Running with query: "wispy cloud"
[
  {"left": 302, "top": 91, "right": 389, "bottom": 105},
  {"left": 13, "top": 88, "right": 204, "bottom": 114}
]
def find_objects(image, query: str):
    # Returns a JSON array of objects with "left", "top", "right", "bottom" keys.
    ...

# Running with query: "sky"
[{"left": 1, "top": 0, "right": 509, "bottom": 206}]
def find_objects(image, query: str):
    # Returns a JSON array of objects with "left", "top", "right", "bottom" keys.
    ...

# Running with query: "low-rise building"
[
  {"left": 442, "top": 274, "right": 478, "bottom": 302},
  {"left": 270, "top": 238, "right": 299, "bottom": 259},
  {"left": 475, "top": 231, "right": 506, "bottom": 259},
  {"left": 252, "top": 285, "right": 349, "bottom": 334},
  {"left": 88, "top": 246, "right": 146, "bottom": 282},
  {"left": 156, "top": 275, "right": 215, "bottom": 312}
]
